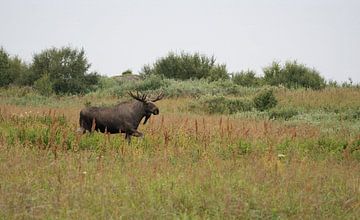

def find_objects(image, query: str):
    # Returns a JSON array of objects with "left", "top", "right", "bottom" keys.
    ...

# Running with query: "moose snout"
[{"left": 153, "top": 108, "right": 159, "bottom": 115}]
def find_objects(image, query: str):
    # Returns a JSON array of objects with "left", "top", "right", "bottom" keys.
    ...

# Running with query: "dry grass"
[
  {"left": 276, "top": 87, "right": 360, "bottom": 110},
  {"left": 0, "top": 91, "right": 360, "bottom": 219}
]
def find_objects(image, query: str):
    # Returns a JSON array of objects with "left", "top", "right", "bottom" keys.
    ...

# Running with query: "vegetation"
[
  {"left": 232, "top": 69, "right": 260, "bottom": 87},
  {"left": 0, "top": 88, "right": 360, "bottom": 219},
  {"left": 30, "top": 47, "right": 99, "bottom": 94},
  {"left": 0, "top": 46, "right": 360, "bottom": 218},
  {"left": 0, "top": 48, "right": 30, "bottom": 87},
  {"left": 263, "top": 61, "right": 326, "bottom": 90},
  {"left": 140, "top": 52, "right": 229, "bottom": 81},
  {"left": 0, "top": 47, "right": 99, "bottom": 95},
  {"left": 253, "top": 89, "right": 278, "bottom": 111}
]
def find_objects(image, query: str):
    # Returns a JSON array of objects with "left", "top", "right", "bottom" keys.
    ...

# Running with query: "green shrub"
[
  {"left": 121, "top": 69, "right": 133, "bottom": 75},
  {"left": 30, "top": 46, "right": 99, "bottom": 94},
  {"left": 342, "top": 108, "right": 360, "bottom": 121},
  {"left": 140, "top": 52, "right": 229, "bottom": 81},
  {"left": 136, "top": 74, "right": 168, "bottom": 91},
  {"left": 253, "top": 89, "right": 277, "bottom": 111},
  {"left": 191, "top": 95, "right": 254, "bottom": 114},
  {"left": 263, "top": 61, "right": 325, "bottom": 90},
  {"left": 205, "top": 96, "right": 228, "bottom": 114},
  {"left": 109, "top": 74, "right": 168, "bottom": 97},
  {"left": 269, "top": 107, "right": 299, "bottom": 120},
  {"left": 232, "top": 69, "right": 260, "bottom": 87},
  {"left": 98, "top": 76, "right": 118, "bottom": 89},
  {"left": 0, "top": 48, "right": 12, "bottom": 87},
  {"left": 34, "top": 73, "right": 53, "bottom": 96},
  {"left": 226, "top": 98, "right": 253, "bottom": 114}
]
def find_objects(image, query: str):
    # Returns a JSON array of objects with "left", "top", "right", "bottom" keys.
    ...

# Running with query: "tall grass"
[{"left": 1, "top": 97, "right": 360, "bottom": 218}]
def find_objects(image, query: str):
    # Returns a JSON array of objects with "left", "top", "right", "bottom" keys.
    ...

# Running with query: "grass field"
[{"left": 0, "top": 87, "right": 360, "bottom": 219}]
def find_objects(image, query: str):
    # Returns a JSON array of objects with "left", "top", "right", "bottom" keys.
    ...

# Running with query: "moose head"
[{"left": 128, "top": 91, "right": 164, "bottom": 124}]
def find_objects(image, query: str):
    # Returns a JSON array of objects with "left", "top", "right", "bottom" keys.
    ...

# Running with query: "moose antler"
[
  {"left": 128, "top": 91, "right": 148, "bottom": 102},
  {"left": 149, "top": 92, "right": 164, "bottom": 102}
]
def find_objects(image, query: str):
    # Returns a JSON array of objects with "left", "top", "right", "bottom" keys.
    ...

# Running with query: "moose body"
[{"left": 79, "top": 92, "right": 163, "bottom": 142}]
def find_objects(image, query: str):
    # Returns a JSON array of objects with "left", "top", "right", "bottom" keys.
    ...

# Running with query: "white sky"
[{"left": 1, "top": 0, "right": 360, "bottom": 83}]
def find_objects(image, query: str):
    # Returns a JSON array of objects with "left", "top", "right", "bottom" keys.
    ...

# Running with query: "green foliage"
[
  {"left": 203, "top": 96, "right": 227, "bottom": 114},
  {"left": 226, "top": 98, "right": 254, "bottom": 114},
  {"left": 8, "top": 56, "right": 31, "bottom": 86},
  {"left": 0, "top": 48, "right": 30, "bottom": 87},
  {"left": 121, "top": 69, "right": 133, "bottom": 75},
  {"left": 191, "top": 96, "right": 253, "bottom": 114},
  {"left": 263, "top": 61, "right": 282, "bottom": 86},
  {"left": 136, "top": 74, "right": 167, "bottom": 91},
  {"left": 98, "top": 76, "right": 118, "bottom": 89},
  {"left": 111, "top": 74, "right": 168, "bottom": 97},
  {"left": 253, "top": 89, "right": 278, "bottom": 111},
  {"left": 140, "top": 52, "right": 229, "bottom": 81},
  {"left": 269, "top": 107, "right": 299, "bottom": 120},
  {"left": 0, "top": 48, "right": 11, "bottom": 86},
  {"left": 30, "top": 46, "right": 99, "bottom": 94},
  {"left": 93, "top": 76, "right": 261, "bottom": 100},
  {"left": 232, "top": 69, "right": 260, "bottom": 87},
  {"left": 263, "top": 61, "right": 325, "bottom": 90},
  {"left": 34, "top": 73, "right": 53, "bottom": 96}
]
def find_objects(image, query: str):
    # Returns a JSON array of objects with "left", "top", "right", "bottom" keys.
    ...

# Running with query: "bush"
[
  {"left": 136, "top": 74, "right": 168, "bottom": 91},
  {"left": 269, "top": 107, "right": 299, "bottom": 120},
  {"left": 140, "top": 52, "right": 229, "bottom": 81},
  {"left": 30, "top": 46, "right": 99, "bottom": 94},
  {"left": 0, "top": 48, "right": 11, "bottom": 87},
  {"left": 110, "top": 74, "right": 168, "bottom": 97},
  {"left": 263, "top": 61, "right": 325, "bottom": 90},
  {"left": 253, "top": 89, "right": 277, "bottom": 111},
  {"left": 121, "top": 69, "right": 133, "bottom": 76},
  {"left": 190, "top": 96, "right": 253, "bottom": 114},
  {"left": 34, "top": 73, "right": 53, "bottom": 96},
  {"left": 205, "top": 96, "right": 228, "bottom": 114},
  {"left": 232, "top": 69, "right": 260, "bottom": 87},
  {"left": 226, "top": 98, "right": 253, "bottom": 114}
]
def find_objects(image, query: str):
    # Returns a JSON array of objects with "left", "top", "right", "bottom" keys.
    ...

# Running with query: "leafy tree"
[
  {"left": 30, "top": 46, "right": 99, "bottom": 94},
  {"left": 263, "top": 61, "right": 282, "bottom": 86},
  {"left": 0, "top": 48, "right": 29, "bottom": 87},
  {"left": 140, "top": 52, "right": 229, "bottom": 81},
  {"left": 0, "top": 48, "right": 11, "bottom": 87},
  {"left": 263, "top": 60, "right": 325, "bottom": 90},
  {"left": 34, "top": 73, "right": 53, "bottom": 96},
  {"left": 9, "top": 56, "right": 31, "bottom": 86},
  {"left": 232, "top": 69, "right": 260, "bottom": 87}
]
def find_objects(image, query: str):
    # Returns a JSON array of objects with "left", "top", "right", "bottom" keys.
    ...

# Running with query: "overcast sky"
[{"left": 1, "top": 0, "right": 359, "bottom": 83}]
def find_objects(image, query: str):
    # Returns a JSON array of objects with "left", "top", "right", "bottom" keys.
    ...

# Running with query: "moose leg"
[{"left": 125, "top": 133, "right": 131, "bottom": 144}]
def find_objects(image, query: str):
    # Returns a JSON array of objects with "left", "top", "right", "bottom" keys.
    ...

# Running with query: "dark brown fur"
[{"left": 79, "top": 92, "right": 162, "bottom": 142}]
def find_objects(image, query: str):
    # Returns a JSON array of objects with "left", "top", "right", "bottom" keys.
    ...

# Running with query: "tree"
[
  {"left": 31, "top": 46, "right": 99, "bottom": 94},
  {"left": 232, "top": 69, "right": 260, "bottom": 87},
  {"left": 9, "top": 56, "right": 30, "bottom": 86},
  {"left": 0, "top": 48, "right": 11, "bottom": 87},
  {"left": 140, "top": 52, "right": 229, "bottom": 81},
  {"left": 263, "top": 61, "right": 282, "bottom": 86},
  {"left": 263, "top": 60, "right": 325, "bottom": 90}
]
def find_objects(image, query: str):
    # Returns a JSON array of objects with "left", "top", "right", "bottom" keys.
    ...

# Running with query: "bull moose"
[{"left": 79, "top": 91, "right": 164, "bottom": 142}]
